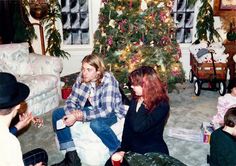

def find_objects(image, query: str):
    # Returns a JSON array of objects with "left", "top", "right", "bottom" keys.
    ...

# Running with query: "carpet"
[{"left": 18, "top": 82, "right": 219, "bottom": 166}]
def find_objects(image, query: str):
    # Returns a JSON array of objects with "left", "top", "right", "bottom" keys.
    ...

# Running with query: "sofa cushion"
[
  {"left": 0, "top": 60, "right": 17, "bottom": 76},
  {"left": 0, "top": 43, "right": 32, "bottom": 75},
  {"left": 18, "top": 74, "right": 58, "bottom": 100}
]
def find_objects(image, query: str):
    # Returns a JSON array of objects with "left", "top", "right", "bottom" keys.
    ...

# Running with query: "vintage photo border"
[{"left": 214, "top": 0, "right": 236, "bottom": 16}]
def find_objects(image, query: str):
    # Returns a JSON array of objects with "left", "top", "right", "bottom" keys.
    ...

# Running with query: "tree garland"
[{"left": 93, "top": 0, "right": 185, "bottom": 91}]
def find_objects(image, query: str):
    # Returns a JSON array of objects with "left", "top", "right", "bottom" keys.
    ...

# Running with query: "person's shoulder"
[
  {"left": 211, "top": 127, "right": 223, "bottom": 138},
  {"left": 152, "top": 101, "right": 169, "bottom": 113},
  {"left": 159, "top": 101, "right": 170, "bottom": 109},
  {"left": 104, "top": 71, "right": 114, "bottom": 78},
  {"left": 103, "top": 72, "right": 118, "bottom": 82},
  {"left": 221, "top": 93, "right": 232, "bottom": 99},
  {"left": 0, "top": 132, "right": 21, "bottom": 149},
  {"left": 218, "top": 93, "right": 231, "bottom": 102}
]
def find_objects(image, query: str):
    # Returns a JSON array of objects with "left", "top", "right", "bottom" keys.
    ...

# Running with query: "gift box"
[
  {"left": 201, "top": 122, "right": 215, "bottom": 143},
  {"left": 61, "top": 87, "right": 72, "bottom": 99}
]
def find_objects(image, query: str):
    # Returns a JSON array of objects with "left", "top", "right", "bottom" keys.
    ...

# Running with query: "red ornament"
[{"left": 107, "top": 36, "right": 113, "bottom": 46}]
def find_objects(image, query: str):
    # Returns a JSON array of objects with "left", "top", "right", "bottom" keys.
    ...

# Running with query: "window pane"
[
  {"left": 172, "top": 0, "right": 194, "bottom": 43},
  {"left": 61, "top": 0, "right": 89, "bottom": 45}
]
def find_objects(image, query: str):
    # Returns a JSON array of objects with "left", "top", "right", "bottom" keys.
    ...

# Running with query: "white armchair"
[{"left": 0, "top": 43, "right": 63, "bottom": 115}]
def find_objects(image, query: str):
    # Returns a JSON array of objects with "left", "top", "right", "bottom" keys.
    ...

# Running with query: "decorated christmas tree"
[{"left": 93, "top": 0, "right": 185, "bottom": 91}]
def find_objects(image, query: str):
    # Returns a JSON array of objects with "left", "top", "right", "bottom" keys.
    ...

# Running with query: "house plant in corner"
[
  {"left": 41, "top": 0, "right": 70, "bottom": 58},
  {"left": 190, "top": 0, "right": 221, "bottom": 43},
  {"left": 60, "top": 76, "right": 72, "bottom": 100},
  {"left": 60, "top": 72, "right": 80, "bottom": 100},
  {"left": 61, "top": 85, "right": 72, "bottom": 100},
  {"left": 19, "top": 0, "right": 70, "bottom": 58}
]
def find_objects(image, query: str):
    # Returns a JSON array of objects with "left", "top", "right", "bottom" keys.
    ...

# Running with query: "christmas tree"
[{"left": 93, "top": 0, "right": 185, "bottom": 91}]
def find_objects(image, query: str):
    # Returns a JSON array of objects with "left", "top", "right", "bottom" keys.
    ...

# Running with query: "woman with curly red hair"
[{"left": 105, "top": 66, "right": 170, "bottom": 166}]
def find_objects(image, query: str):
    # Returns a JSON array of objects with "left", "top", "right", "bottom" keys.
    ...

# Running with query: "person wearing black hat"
[{"left": 0, "top": 72, "right": 48, "bottom": 166}]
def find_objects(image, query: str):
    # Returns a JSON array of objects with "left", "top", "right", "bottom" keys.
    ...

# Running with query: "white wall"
[
  {"left": 58, "top": 0, "right": 101, "bottom": 76},
  {"left": 31, "top": 0, "right": 101, "bottom": 77},
  {"left": 31, "top": 0, "right": 225, "bottom": 78}
]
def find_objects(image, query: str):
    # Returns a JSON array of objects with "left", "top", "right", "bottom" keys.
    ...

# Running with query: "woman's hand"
[{"left": 111, "top": 151, "right": 125, "bottom": 165}]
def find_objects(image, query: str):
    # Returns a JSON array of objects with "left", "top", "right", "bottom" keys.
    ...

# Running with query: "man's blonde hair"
[{"left": 82, "top": 54, "right": 106, "bottom": 85}]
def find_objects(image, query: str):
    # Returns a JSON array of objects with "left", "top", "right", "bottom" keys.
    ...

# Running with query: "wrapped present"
[
  {"left": 166, "top": 127, "right": 202, "bottom": 142},
  {"left": 201, "top": 122, "right": 215, "bottom": 143}
]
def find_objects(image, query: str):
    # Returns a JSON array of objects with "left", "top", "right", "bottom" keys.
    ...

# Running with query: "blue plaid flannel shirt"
[{"left": 64, "top": 72, "right": 126, "bottom": 121}]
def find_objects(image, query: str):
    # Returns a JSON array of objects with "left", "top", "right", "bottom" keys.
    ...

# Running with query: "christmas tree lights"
[{"left": 93, "top": 0, "right": 185, "bottom": 91}]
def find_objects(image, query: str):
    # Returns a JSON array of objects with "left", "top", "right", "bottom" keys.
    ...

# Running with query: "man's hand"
[
  {"left": 32, "top": 116, "right": 44, "bottom": 128},
  {"left": 72, "top": 110, "right": 84, "bottom": 121},
  {"left": 63, "top": 114, "right": 77, "bottom": 127},
  {"left": 15, "top": 112, "right": 33, "bottom": 131},
  {"left": 63, "top": 110, "right": 84, "bottom": 127}
]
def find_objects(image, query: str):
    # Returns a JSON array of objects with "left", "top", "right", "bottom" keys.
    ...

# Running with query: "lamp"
[{"left": 29, "top": 0, "right": 48, "bottom": 55}]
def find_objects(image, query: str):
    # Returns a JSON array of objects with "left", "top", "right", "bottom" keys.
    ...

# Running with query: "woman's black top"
[{"left": 119, "top": 98, "right": 170, "bottom": 155}]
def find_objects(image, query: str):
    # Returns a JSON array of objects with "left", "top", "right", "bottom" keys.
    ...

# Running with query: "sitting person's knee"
[
  {"left": 52, "top": 108, "right": 65, "bottom": 121},
  {"left": 90, "top": 120, "right": 102, "bottom": 132},
  {"left": 52, "top": 107, "right": 65, "bottom": 130}
]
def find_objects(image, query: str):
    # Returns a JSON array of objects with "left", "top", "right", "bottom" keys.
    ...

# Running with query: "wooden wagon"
[{"left": 189, "top": 51, "right": 228, "bottom": 96}]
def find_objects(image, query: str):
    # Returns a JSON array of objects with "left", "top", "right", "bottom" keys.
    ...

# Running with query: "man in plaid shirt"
[{"left": 52, "top": 54, "right": 126, "bottom": 166}]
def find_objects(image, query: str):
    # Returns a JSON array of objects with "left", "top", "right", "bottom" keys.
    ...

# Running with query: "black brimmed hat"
[{"left": 0, "top": 72, "right": 29, "bottom": 109}]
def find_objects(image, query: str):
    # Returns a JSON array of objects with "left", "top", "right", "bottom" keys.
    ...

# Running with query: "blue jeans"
[
  {"left": 52, "top": 107, "right": 120, "bottom": 153},
  {"left": 90, "top": 113, "right": 120, "bottom": 153},
  {"left": 52, "top": 107, "right": 75, "bottom": 150}
]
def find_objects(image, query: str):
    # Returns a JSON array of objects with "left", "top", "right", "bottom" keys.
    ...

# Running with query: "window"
[
  {"left": 60, "top": 0, "right": 90, "bottom": 45},
  {"left": 172, "top": 0, "right": 195, "bottom": 43}
]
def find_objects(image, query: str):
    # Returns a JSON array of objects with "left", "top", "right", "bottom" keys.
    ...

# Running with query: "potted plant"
[
  {"left": 226, "top": 21, "right": 236, "bottom": 42},
  {"left": 189, "top": 0, "right": 221, "bottom": 43},
  {"left": 19, "top": 0, "right": 70, "bottom": 58},
  {"left": 61, "top": 85, "right": 72, "bottom": 100},
  {"left": 60, "top": 72, "right": 79, "bottom": 99}
]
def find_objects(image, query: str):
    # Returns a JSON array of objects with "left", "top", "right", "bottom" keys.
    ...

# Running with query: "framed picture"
[
  {"left": 214, "top": 0, "right": 236, "bottom": 16},
  {"left": 60, "top": 0, "right": 93, "bottom": 50}
]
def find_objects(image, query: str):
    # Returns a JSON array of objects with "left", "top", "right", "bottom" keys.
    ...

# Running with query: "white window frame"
[
  {"left": 58, "top": 0, "right": 94, "bottom": 52},
  {"left": 172, "top": 0, "right": 195, "bottom": 43}
]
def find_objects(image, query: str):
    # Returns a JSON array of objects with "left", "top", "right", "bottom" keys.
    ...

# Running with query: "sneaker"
[{"left": 51, "top": 150, "right": 81, "bottom": 166}]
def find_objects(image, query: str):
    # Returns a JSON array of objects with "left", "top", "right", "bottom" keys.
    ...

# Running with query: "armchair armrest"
[
  {"left": 0, "top": 59, "right": 17, "bottom": 76},
  {"left": 29, "top": 53, "right": 63, "bottom": 76}
]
